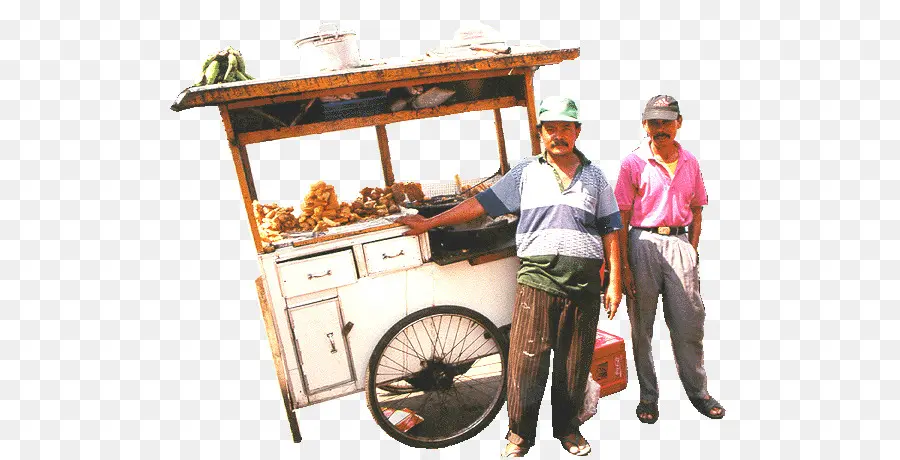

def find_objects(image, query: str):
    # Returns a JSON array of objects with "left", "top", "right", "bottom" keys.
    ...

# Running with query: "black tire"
[{"left": 365, "top": 305, "right": 508, "bottom": 448}]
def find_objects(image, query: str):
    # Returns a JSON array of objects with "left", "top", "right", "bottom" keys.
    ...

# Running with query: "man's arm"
[
  {"left": 689, "top": 206, "right": 702, "bottom": 252},
  {"left": 602, "top": 230, "right": 622, "bottom": 319},
  {"left": 617, "top": 209, "right": 635, "bottom": 296},
  {"left": 397, "top": 197, "right": 487, "bottom": 235}
]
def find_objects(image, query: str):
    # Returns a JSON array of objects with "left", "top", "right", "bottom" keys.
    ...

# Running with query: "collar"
[
  {"left": 538, "top": 147, "right": 590, "bottom": 166},
  {"left": 639, "top": 138, "right": 682, "bottom": 163}
]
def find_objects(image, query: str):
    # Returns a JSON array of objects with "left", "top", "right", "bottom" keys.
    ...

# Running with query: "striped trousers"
[{"left": 505, "top": 284, "right": 601, "bottom": 447}]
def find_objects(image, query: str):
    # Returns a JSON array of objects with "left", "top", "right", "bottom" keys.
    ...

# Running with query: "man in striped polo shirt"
[
  {"left": 399, "top": 97, "right": 622, "bottom": 457},
  {"left": 615, "top": 95, "right": 725, "bottom": 424}
]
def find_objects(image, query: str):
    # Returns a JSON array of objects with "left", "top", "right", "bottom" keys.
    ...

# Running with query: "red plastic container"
[{"left": 590, "top": 329, "right": 628, "bottom": 397}]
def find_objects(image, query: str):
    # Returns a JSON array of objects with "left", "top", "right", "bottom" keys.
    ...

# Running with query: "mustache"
[
  {"left": 652, "top": 133, "right": 670, "bottom": 139},
  {"left": 551, "top": 140, "right": 569, "bottom": 147}
]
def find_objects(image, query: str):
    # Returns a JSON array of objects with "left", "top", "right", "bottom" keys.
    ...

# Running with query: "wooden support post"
[
  {"left": 219, "top": 106, "right": 264, "bottom": 254},
  {"left": 523, "top": 68, "right": 541, "bottom": 156},
  {"left": 493, "top": 108, "right": 510, "bottom": 175},
  {"left": 375, "top": 124, "right": 395, "bottom": 187},
  {"left": 255, "top": 277, "right": 302, "bottom": 443}
]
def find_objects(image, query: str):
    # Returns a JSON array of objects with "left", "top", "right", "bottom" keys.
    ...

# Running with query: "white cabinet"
[{"left": 288, "top": 298, "right": 354, "bottom": 393}]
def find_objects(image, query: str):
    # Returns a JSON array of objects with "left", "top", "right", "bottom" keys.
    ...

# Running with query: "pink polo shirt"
[{"left": 614, "top": 140, "right": 708, "bottom": 227}]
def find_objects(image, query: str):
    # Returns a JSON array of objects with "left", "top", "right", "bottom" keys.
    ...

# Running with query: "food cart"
[{"left": 171, "top": 44, "right": 579, "bottom": 448}]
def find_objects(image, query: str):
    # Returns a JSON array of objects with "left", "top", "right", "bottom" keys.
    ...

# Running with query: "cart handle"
[{"left": 307, "top": 269, "right": 332, "bottom": 280}]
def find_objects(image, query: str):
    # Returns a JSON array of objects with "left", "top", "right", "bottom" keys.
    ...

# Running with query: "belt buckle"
[{"left": 657, "top": 226, "right": 670, "bottom": 235}]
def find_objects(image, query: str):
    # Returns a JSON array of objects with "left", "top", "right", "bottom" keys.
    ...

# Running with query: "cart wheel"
[{"left": 365, "top": 305, "right": 508, "bottom": 448}]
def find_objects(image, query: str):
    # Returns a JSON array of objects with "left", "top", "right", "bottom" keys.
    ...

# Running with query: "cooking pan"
[
  {"left": 429, "top": 215, "right": 517, "bottom": 251},
  {"left": 404, "top": 172, "right": 500, "bottom": 217},
  {"left": 404, "top": 194, "right": 465, "bottom": 218}
]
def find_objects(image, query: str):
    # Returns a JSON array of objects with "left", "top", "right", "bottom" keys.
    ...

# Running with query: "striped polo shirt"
[{"left": 476, "top": 148, "right": 622, "bottom": 301}]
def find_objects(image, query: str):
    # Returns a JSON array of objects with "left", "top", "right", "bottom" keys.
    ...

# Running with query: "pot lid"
[
  {"left": 294, "top": 23, "right": 357, "bottom": 47},
  {"left": 293, "top": 30, "right": 357, "bottom": 47}
]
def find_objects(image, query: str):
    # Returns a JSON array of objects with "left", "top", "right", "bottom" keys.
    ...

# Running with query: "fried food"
[
  {"left": 253, "top": 200, "right": 302, "bottom": 243},
  {"left": 254, "top": 181, "right": 429, "bottom": 241}
]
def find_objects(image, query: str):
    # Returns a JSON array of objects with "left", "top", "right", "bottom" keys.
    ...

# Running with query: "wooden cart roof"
[{"left": 170, "top": 45, "right": 579, "bottom": 111}]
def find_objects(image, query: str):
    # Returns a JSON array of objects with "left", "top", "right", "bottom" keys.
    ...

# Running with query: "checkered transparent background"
[{"left": 3, "top": 0, "right": 897, "bottom": 458}]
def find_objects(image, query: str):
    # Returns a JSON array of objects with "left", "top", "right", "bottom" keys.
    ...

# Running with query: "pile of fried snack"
[{"left": 254, "top": 180, "right": 426, "bottom": 243}]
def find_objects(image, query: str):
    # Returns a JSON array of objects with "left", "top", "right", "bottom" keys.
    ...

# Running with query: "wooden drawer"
[
  {"left": 277, "top": 250, "right": 357, "bottom": 298},
  {"left": 288, "top": 299, "right": 354, "bottom": 393},
  {"left": 363, "top": 236, "right": 423, "bottom": 275}
]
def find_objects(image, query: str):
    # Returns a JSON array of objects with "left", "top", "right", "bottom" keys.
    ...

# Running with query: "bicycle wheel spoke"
[
  {"left": 447, "top": 315, "right": 463, "bottom": 362},
  {"left": 393, "top": 334, "right": 427, "bottom": 362},
  {"left": 444, "top": 317, "right": 475, "bottom": 361},
  {"left": 384, "top": 347, "right": 419, "bottom": 371},
  {"left": 426, "top": 316, "right": 443, "bottom": 359},
  {"left": 449, "top": 381, "right": 488, "bottom": 410},
  {"left": 454, "top": 374, "right": 501, "bottom": 401},
  {"left": 385, "top": 342, "right": 425, "bottom": 364},
  {"left": 434, "top": 315, "right": 448, "bottom": 359},
  {"left": 447, "top": 320, "right": 484, "bottom": 363},
  {"left": 458, "top": 337, "right": 494, "bottom": 363},
  {"left": 403, "top": 328, "right": 427, "bottom": 362}
]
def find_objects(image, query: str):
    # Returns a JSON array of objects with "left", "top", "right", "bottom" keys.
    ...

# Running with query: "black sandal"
[
  {"left": 635, "top": 401, "right": 659, "bottom": 424},
  {"left": 689, "top": 396, "right": 726, "bottom": 419}
]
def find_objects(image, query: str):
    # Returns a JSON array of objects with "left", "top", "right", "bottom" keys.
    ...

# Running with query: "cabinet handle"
[
  {"left": 382, "top": 250, "right": 404, "bottom": 260},
  {"left": 307, "top": 269, "right": 332, "bottom": 280},
  {"left": 326, "top": 332, "right": 337, "bottom": 354}
]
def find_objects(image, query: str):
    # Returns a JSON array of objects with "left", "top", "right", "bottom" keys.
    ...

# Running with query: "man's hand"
[
  {"left": 622, "top": 266, "right": 637, "bottom": 298},
  {"left": 397, "top": 197, "right": 487, "bottom": 236},
  {"left": 604, "top": 283, "right": 621, "bottom": 319},
  {"left": 397, "top": 215, "right": 430, "bottom": 236}
]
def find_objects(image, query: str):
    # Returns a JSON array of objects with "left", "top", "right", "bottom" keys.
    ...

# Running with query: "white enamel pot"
[{"left": 293, "top": 23, "right": 360, "bottom": 73}]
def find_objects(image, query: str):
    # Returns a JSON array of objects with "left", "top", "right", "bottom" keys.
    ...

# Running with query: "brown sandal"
[{"left": 501, "top": 442, "right": 529, "bottom": 457}]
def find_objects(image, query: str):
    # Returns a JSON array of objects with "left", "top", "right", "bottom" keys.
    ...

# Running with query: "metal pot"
[{"left": 294, "top": 23, "right": 360, "bottom": 73}]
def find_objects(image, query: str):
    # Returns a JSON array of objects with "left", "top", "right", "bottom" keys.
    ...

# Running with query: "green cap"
[{"left": 538, "top": 96, "right": 580, "bottom": 124}]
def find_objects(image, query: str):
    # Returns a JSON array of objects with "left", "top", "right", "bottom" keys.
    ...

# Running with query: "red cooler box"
[{"left": 590, "top": 329, "right": 627, "bottom": 397}]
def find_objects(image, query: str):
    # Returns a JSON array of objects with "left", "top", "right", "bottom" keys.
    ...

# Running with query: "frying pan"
[{"left": 403, "top": 194, "right": 465, "bottom": 217}]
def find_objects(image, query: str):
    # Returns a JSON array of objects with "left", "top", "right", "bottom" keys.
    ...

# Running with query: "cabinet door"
[{"left": 288, "top": 299, "right": 354, "bottom": 393}]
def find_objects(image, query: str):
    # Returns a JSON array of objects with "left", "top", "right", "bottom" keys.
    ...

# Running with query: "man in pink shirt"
[{"left": 614, "top": 95, "right": 725, "bottom": 424}]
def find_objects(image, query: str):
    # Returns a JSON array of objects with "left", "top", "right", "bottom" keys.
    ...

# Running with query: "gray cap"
[{"left": 642, "top": 95, "right": 680, "bottom": 121}]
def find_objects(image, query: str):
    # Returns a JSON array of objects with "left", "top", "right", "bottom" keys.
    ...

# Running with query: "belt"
[{"left": 633, "top": 226, "right": 689, "bottom": 236}]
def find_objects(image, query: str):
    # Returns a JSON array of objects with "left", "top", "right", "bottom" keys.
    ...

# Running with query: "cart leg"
[
  {"left": 255, "top": 276, "right": 302, "bottom": 443},
  {"left": 375, "top": 124, "right": 395, "bottom": 187},
  {"left": 493, "top": 108, "right": 510, "bottom": 174},
  {"left": 524, "top": 69, "right": 541, "bottom": 157}
]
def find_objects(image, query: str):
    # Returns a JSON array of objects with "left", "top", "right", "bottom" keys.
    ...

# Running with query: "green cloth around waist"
[{"left": 516, "top": 254, "right": 604, "bottom": 303}]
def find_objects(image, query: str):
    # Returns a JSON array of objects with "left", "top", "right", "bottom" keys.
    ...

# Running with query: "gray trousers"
[{"left": 626, "top": 228, "right": 709, "bottom": 403}]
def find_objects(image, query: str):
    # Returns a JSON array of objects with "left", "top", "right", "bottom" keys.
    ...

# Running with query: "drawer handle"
[
  {"left": 382, "top": 250, "right": 405, "bottom": 260},
  {"left": 307, "top": 269, "right": 332, "bottom": 280},
  {"left": 326, "top": 332, "right": 337, "bottom": 354}
]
